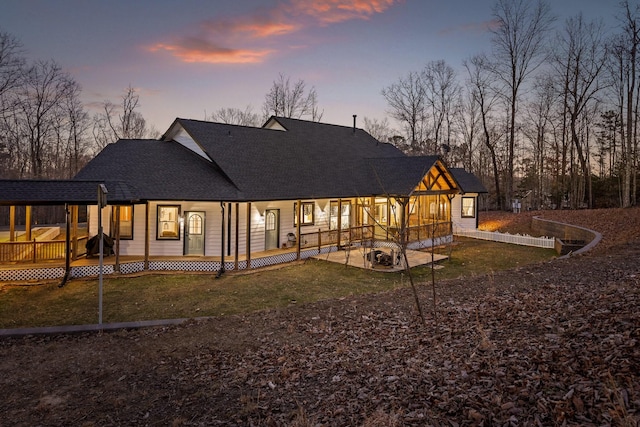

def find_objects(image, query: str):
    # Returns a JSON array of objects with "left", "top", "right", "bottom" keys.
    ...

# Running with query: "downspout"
[
  {"left": 216, "top": 201, "right": 226, "bottom": 278},
  {"left": 59, "top": 203, "right": 71, "bottom": 288}
]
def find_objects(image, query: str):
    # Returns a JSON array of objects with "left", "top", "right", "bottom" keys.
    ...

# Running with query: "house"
[
  {"left": 449, "top": 168, "right": 488, "bottom": 231},
  {"left": 1, "top": 116, "right": 486, "bottom": 279}
]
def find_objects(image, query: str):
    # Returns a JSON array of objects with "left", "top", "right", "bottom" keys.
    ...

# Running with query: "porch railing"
[
  {"left": 300, "top": 222, "right": 451, "bottom": 249},
  {"left": 0, "top": 236, "right": 88, "bottom": 263},
  {"left": 300, "top": 225, "right": 374, "bottom": 249},
  {"left": 388, "top": 221, "right": 452, "bottom": 243}
]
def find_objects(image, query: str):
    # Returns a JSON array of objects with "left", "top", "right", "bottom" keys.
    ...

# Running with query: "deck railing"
[
  {"left": 300, "top": 222, "right": 451, "bottom": 249},
  {"left": 0, "top": 236, "right": 88, "bottom": 263},
  {"left": 300, "top": 225, "right": 374, "bottom": 249},
  {"left": 387, "top": 221, "right": 452, "bottom": 243}
]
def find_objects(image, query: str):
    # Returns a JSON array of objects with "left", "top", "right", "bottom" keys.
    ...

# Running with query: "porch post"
[
  {"left": 114, "top": 205, "right": 121, "bottom": 273},
  {"left": 234, "top": 202, "right": 239, "bottom": 271},
  {"left": 25, "top": 206, "right": 32, "bottom": 241},
  {"left": 337, "top": 199, "right": 342, "bottom": 248},
  {"left": 296, "top": 199, "right": 301, "bottom": 260},
  {"left": 216, "top": 202, "right": 225, "bottom": 277},
  {"left": 60, "top": 203, "right": 71, "bottom": 287},
  {"left": 71, "top": 205, "right": 78, "bottom": 260},
  {"left": 144, "top": 202, "right": 150, "bottom": 271},
  {"left": 9, "top": 205, "right": 15, "bottom": 242},
  {"left": 246, "top": 203, "right": 251, "bottom": 269}
]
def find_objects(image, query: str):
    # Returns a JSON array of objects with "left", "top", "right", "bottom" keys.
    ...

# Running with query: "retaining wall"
[{"left": 531, "top": 216, "right": 602, "bottom": 257}]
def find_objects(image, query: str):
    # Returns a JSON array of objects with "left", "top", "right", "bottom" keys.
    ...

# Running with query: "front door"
[
  {"left": 184, "top": 211, "right": 205, "bottom": 255},
  {"left": 264, "top": 209, "right": 279, "bottom": 250}
]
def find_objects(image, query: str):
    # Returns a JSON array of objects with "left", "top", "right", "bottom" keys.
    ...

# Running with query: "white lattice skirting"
[{"left": 1, "top": 246, "right": 337, "bottom": 282}]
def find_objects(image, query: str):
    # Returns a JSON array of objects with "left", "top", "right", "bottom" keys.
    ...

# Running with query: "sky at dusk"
[{"left": 1, "top": 0, "right": 623, "bottom": 134}]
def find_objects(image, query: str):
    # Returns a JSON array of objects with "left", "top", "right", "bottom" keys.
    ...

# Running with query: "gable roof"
[
  {"left": 74, "top": 117, "right": 459, "bottom": 202},
  {"left": 167, "top": 117, "right": 439, "bottom": 200},
  {"left": 449, "top": 168, "right": 488, "bottom": 194}
]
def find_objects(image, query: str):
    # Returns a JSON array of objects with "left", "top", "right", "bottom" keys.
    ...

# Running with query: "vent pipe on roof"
[{"left": 353, "top": 115, "right": 357, "bottom": 134}]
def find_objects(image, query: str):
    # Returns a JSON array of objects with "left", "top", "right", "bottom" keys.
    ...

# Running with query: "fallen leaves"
[{"left": 0, "top": 209, "right": 639, "bottom": 425}]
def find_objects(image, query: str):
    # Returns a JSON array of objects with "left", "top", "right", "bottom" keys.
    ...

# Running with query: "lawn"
[{"left": 0, "top": 238, "right": 555, "bottom": 329}]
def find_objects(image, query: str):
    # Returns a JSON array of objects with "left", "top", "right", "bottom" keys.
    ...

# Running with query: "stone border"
[
  {"left": 0, "top": 317, "right": 214, "bottom": 339},
  {"left": 532, "top": 216, "right": 602, "bottom": 258}
]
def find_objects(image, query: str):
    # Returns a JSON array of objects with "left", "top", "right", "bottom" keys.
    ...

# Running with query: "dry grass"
[{"left": 0, "top": 238, "right": 554, "bottom": 329}]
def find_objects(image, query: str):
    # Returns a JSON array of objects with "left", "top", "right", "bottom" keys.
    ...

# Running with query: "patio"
[{"left": 313, "top": 246, "right": 448, "bottom": 272}]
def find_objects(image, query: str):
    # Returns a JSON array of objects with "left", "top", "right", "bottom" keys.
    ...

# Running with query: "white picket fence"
[{"left": 454, "top": 228, "right": 555, "bottom": 249}]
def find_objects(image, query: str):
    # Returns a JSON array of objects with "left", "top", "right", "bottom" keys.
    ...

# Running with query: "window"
[
  {"left": 188, "top": 214, "right": 202, "bottom": 235},
  {"left": 157, "top": 205, "right": 180, "bottom": 240},
  {"left": 110, "top": 206, "right": 133, "bottom": 240},
  {"left": 461, "top": 197, "right": 475, "bottom": 218},
  {"left": 294, "top": 202, "right": 314, "bottom": 226},
  {"left": 374, "top": 201, "right": 387, "bottom": 225},
  {"left": 329, "top": 201, "right": 351, "bottom": 229},
  {"left": 265, "top": 211, "right": 276, "bottom": 231}
]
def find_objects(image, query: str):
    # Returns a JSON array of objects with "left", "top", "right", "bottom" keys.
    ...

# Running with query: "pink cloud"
[
  {"left": 149, "top": 0, "right": 401, "bottom": 64},
  {"left": 149, "top": 38, "right": 274, "bottom": 64},
  {"left": 292, "top": 0, "right": 399, "bottom": 24}
]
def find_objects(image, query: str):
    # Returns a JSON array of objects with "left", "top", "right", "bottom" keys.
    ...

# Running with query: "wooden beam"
[
  {"left": 9, "top": 206, "right": 15, "bottom": 242},
  {"left": 25, "top": 206, "right": 32, "bottom": 241},
  {"left": 71, "top": 205, "right": 78, "bottom": 260}
]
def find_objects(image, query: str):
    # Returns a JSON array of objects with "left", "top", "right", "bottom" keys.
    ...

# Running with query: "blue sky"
[{"left": 1, "top": 0, "right": 621, "bottom": 133}]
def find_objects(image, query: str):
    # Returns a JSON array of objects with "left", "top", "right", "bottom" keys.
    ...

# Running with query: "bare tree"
[
  {"left": 608, "top": 1, "right": 640, "bottom": 207},
  {"left": 263, "top": 73, "right": 323, "bottom": 121},
  {"left": 93, "top": 85, "right": 148, "bottom": 149},
  {"left": 14, "top": 60, "right": 77, "bottom": 177},
  {"left": 0, "top": 31, "right": 26, "bottom": 175},
  {"left": 554, "top": 14, "right": 607, "bottom": 208},
  {"left": 209, "top": 105, "right": 260, "bottom": 127},
  {"left": 381, "top": 71, "right": 426, "bottom": 154},
  {"left": 522, "top": 74, "right": 557, "bottom": 209},
  {"left": 0, "top": 31, "right": 24, "bottom": 108},
  {"left": 490, "top": 0, "right": 555, "bottom": 209},
  {"left": 422, "top": 60, "right": 461, "bottom": 154},
  {"left": 362, "top": 116, "right": 395, "bottom": 143},
  {"left": 465, "top": 54, "right": 504, "bottom": 209},
  {"left": 455, "top": 86, "right": 481, "bottom": 171}
]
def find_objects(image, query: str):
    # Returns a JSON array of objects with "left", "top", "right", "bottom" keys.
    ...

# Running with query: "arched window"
[
  {"left": 266, "top": 211, "right": 276, "bottom": 231},
  {"left": 188, "top": 214, "right": 203, "bottom": 235}
]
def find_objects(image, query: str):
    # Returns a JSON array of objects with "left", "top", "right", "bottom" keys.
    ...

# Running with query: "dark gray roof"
[
  {"left": 74, "top": 139, "right": 242, "bottom": 201},
  {"left": 0, "top": 179, "right": 137, "bottom": 206},
  {"left": 71, "top": 117, "right": 457, "bottom": 203},
  {"left": 449, "top": 168, "right": 487, "bottom": 193},
  {"left": 175, "top": 117, "right": 426, "bottom": 200}
]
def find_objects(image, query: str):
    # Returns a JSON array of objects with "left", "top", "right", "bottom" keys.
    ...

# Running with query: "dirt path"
[{"left": 1, "top": 208, "right": 639, "bottom": 426}]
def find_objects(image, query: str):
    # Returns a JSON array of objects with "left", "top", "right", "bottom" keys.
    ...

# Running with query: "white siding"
[
  {"left": 173, "top": 127, "right": 210, "bottom": 161},
  {"left": 451, "top": 194, "right": 479, "bottom": 230},
  {"left": 88, "top": 198, "right": 347, "bottom": 258}
]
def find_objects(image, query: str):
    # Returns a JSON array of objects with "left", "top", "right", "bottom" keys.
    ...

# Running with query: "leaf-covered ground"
[{"left": 1, "top": 208, "right": 639, "bottom": 426}]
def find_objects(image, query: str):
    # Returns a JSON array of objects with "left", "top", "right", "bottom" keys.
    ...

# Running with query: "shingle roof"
[
  {"left": 74, "top": 139, "right": 242, "bottom": 201},
  {"left": 0, "top": 179, "right": 137, "bottom": 206},
  {"left": 73, "top": 117, "right": 458, "bottom": 203},
  {"left": 175, "top": 117, "right": 428, "bottom": 200},
  {"left": 449, "top": 168, "right": 488, "bottom": 193}
]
